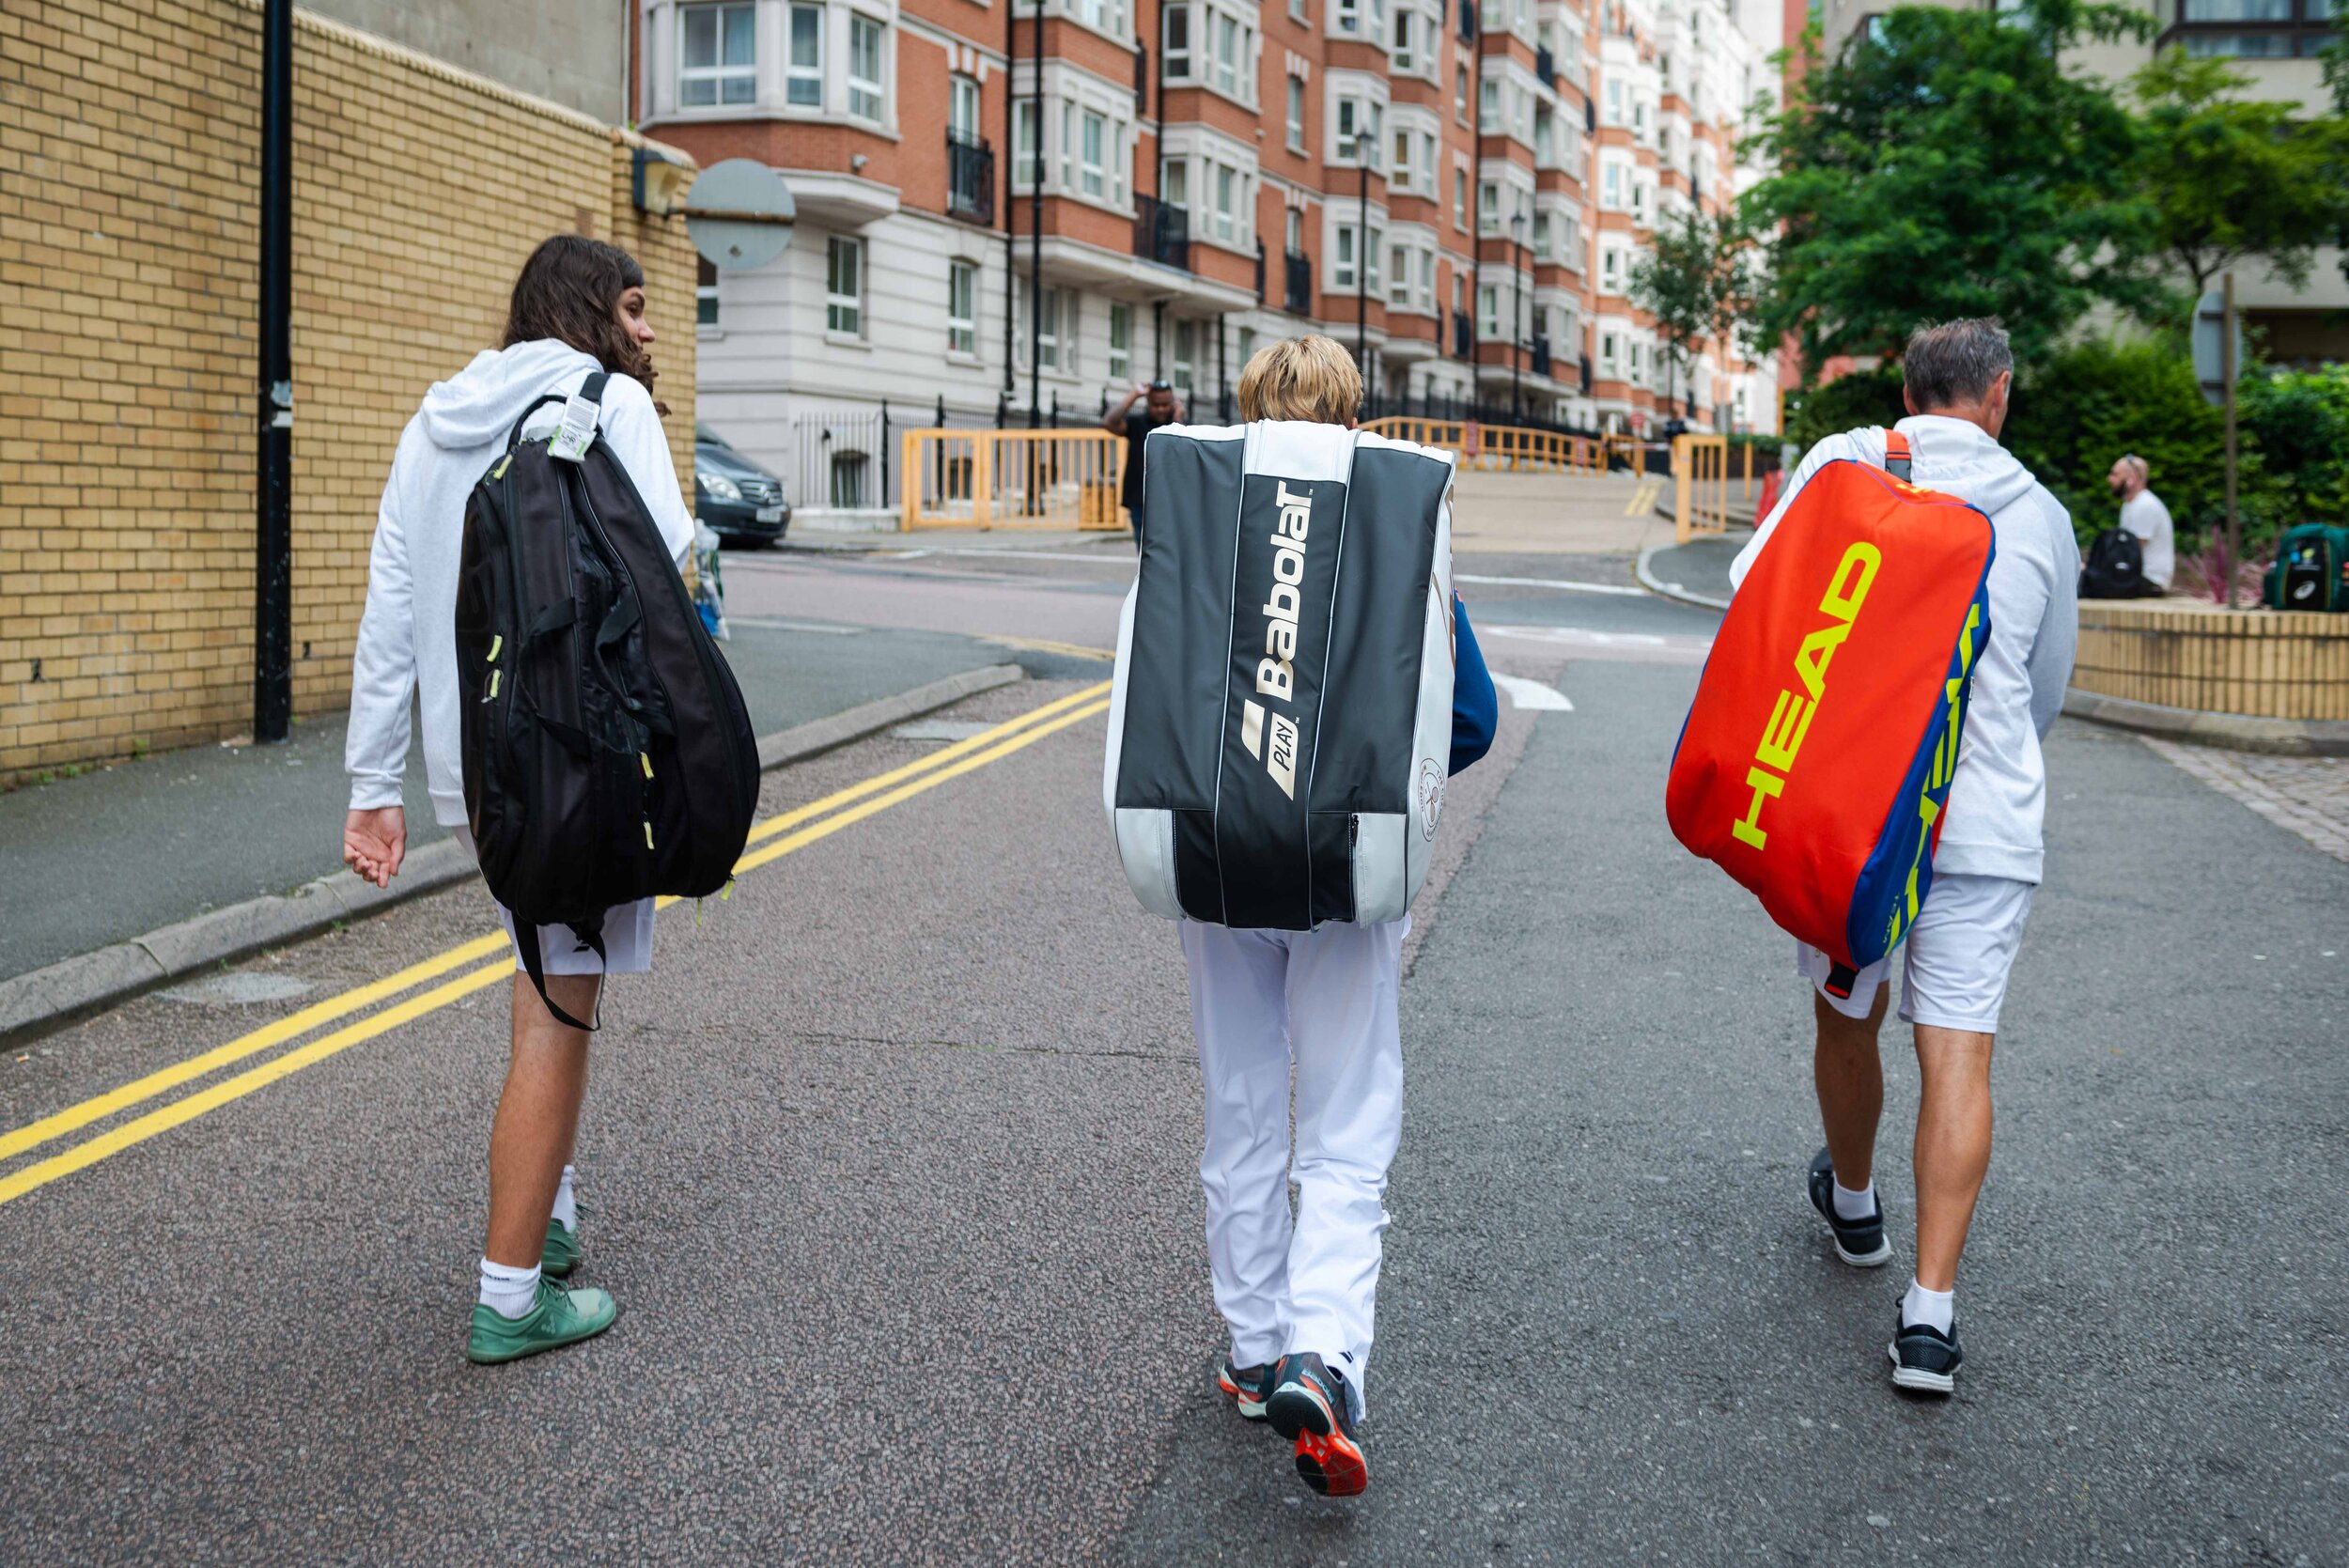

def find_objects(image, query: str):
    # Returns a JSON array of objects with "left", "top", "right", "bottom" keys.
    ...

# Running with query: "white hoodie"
[
  {"left": 1729, "top": 414, "right": 2078, "bottom": 885},
  {"left": 346, "top": 340, "right": 694, "bottom": 828}
]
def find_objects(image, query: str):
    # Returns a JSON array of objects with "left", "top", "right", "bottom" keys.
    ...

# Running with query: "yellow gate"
[
  {"left": 900, "top": 428, "right": 1128, "bottom": 531},
  {"left": 1673, "top": 433, "right": 1729, "bottom": 544},
  {"left": 1360, "top": 418, "right": 1606, "bottom": 476}
]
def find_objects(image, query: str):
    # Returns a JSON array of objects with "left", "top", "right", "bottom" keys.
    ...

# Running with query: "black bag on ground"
[
  {"left": 456, "top": 372, "right": 759, "bottom": 1027},
  {"left": 2079, "top": 526, "right": 2156, "bottom": 599}
]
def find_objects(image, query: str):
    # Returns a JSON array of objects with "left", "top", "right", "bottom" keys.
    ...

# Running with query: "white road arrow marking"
[{"left": 1491, "top": 673, "right": 1575, "bottom": 711}]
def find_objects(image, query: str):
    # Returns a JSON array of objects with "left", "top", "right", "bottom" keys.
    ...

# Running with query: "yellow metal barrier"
[
  {"left": 900, "top": 428, "right": 1128, "bottom": 531},
  {"left": 1360, "top": 417, "right": 1607, "bottom": 476},
  {"left": 1673, "top": 433, "right": 1730, "bottom": 545}
]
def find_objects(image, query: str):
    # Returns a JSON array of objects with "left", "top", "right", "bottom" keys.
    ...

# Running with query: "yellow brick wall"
[
  {"left": 0, "top": 0, "right": 697, "bottom": 779},
  {"left": 2074, "top": 602, "right": 2349, "bottom": 722}
]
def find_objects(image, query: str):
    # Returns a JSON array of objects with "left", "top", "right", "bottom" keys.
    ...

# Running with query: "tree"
[
  {"left": 1740, "top": 0, "right": 2156, "bottom": 378},
  {"left": 2129, "top": 49, "right": 2349, "bottom": 314},
  {"left": 1626, "top": 209, "right": 1757, "bottom": 420}
]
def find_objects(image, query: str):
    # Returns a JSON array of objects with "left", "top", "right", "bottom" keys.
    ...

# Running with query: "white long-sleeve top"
[
  {"left": 1730, "top": 414, "right": 2079, "bottom": 885},
  {"left": 346, "top": 340, "right": 694, "bottom": 828}
]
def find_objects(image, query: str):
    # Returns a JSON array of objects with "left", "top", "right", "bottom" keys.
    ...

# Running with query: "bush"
[
  {"left": 1782, "top": 365, "right": 1906, "bottom": 449},
  {"left": 2240, "top": 364, "right": 2349, "bottom": 526}
]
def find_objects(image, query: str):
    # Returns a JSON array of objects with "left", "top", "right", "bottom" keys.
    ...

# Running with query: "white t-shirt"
[{"left": 2121, "top": 489, "right": 2174, "bottom": 591}]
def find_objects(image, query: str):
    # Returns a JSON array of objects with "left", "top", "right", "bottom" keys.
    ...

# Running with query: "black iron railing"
[
  {"left": 1135, "top": 193, "right": 1190, "bottom": 272},
  {"left": 1284, "top": 249, "right": 1313, "bottom": 314},
  {"left": 1535, "top": 45, "right": 1555, "bottom": 85},
  {"left": 947, "top": 131, "right": 993, "bottom": 225}
]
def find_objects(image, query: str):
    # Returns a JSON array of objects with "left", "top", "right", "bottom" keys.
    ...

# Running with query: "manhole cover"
[
  {"left": 891, "top": 720, "right": 991, "bottom": 743},
  {"left": 160, "top": 972, "right": 316, "bottom": 1005}
]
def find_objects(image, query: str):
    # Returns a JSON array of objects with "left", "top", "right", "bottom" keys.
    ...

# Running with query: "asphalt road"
[{"left": 1, "top": 548, "right": 2341, "bottom": 1565}]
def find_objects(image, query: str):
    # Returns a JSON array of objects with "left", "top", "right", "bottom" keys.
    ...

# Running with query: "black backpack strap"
[
  {"left": 1824, "top": 962, "right": 1861, "bottom": 1001},
  {"left": 512, "top": 923, "right": 599, "bottom": 1032},
  {"left": 579, "top": 370, "right": 611, "bottom": 405},
  {"left": 504, "top": 370, "right": 614, "bottom": 449}
]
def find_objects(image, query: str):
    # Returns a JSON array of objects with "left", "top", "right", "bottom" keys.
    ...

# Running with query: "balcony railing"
[
  {"left": 947, "top": 132, "right": 993, "bottom": 225},
  {"left": 1579, "top": 353, "right": 1594, "bottom": 394},
  {"left": 1532, "top": 334, "right": 1552, "bottom": 379},
  {"left": 1452, "top": 310, "right": 1471, "bottom": 360},
  {"left": 1284, "top": 249, "right": 1313, "bottom": 315},
  {"left": 1135, "top": 193, "right": 1190, "bottom": 272},
  {"left": 1535, "top": 45, "right": 1556, "bottom": 86},
  {"left": 1255, "top": 242, "right": 1268, "bottom": 304}
]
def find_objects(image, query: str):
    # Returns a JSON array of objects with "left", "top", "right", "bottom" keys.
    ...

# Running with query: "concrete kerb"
[
  {"left": 2062, "top": 688, "right": 2349, "bottom": 757},
  {"left": 0, "top": 663, "right": 1026, "bottom": 1045},
  {"left": 1634, "top": 541, "right": 1733, "bottom": 612}
]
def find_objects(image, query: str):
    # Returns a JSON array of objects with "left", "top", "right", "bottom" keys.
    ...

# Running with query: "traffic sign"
[
  {"left": 2192, "top": 288, "right": 2240, "bottom": 408},
  {"left": 686, "top": 159, "right": 796, "bottom": 272}
]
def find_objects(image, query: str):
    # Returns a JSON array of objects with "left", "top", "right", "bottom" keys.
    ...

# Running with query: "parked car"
[{"left": 694, "top": 424, "right": 789, "bottom": 546}]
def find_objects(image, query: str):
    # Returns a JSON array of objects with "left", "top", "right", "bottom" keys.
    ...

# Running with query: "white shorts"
[
  {"left": 1797, "top": 873, "right": 2033, "bottom": 1034},
  {"left": 450, "top": 828, "right": 656, "bottom": 976}
]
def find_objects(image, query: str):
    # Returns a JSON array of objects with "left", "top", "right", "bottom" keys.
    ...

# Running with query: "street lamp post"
[
  {"left": 1508, "top": 212, "right": 1524, "bottom": 425},
  {"left": 1355, "top": 134, "right": 1370, "bottom": 395}
]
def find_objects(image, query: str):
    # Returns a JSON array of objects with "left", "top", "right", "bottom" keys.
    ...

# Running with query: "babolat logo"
[
  {"left": 1731, "top": 542, "right": 1881, "bottom": 850},
  {"left": 1240, "top": 479, "right": 1313, "bottom": 800}
]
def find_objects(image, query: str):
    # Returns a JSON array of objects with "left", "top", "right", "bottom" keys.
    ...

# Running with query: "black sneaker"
[
  {"left": 1266, "top": 1353, "right": 1367, "bottom": 1497},
  {"left": 1216, "top": 1357, "right": 1273, "bottom": 1421},
  {"left": 1807, "top": 1147, "right": 1892, "bottom": 1267},
  {"left": 1889, "top": 1313, "right": 1964, "bottom": 1394}
]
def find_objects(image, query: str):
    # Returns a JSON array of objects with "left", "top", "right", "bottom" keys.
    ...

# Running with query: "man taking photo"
[{"left": 1104, "top": 380, "right": 1183, "bottom": 545}]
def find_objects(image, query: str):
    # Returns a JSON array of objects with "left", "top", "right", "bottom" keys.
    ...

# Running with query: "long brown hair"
[{"left": 503, "top": 235, "right": 658, "bottom": 396}]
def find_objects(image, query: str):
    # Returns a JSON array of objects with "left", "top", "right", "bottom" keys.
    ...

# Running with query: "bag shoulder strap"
[{"left": 1882, "top": 428, "right": 1913, "bottom": 483}]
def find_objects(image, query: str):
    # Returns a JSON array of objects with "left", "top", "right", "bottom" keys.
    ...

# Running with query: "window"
[
  {"left": 1630, "top": 179, "right": 1647, "bottom": 223},
  {"left": 826, "top": 237, "right": 863, "bottom": 335},
  {"left": 1162, "top": 158, "right": 1189, "bottom": 210},
  {"left": 1237, "top": 325, "right": 1257, "bottom": 367},
  {"left": 1287, "top": 75, "right": 1307, "bottom": 151},
  {"left": 1392, "top": 8, "right": 1416, "bottom": 69},
  {"left": 1392, "top": 127, "right": 1412, "bottom": 187},
  {"left": 679, "top": 3, "right": 755, "bottom": 107},
  {"left": 1337, "top": 0, "right": 1361, "bottom": 31},
  {"left": 1388, "top": 243, "right": 1410, "bottom": 306},
  {"left": 1416, "top": 248, "right": 1435, "bottom": 312},
  {"left": 1165, "top": 4, "right": 1191, "bottom": 76},
  {"left": 1291, "top": 0, "right": 1307, "bottom": 19},
  {"left": 786, "top": 3, "right": 823, "bottom": 107},
  {"left": 1213, "top": 162, "right": 1238, "bottom": 243},
  {"left": 1604, "top": 80, "right": 1623, "bottom": 125},
  {"left": 1455, "top": 63, "right": 1470, "bottom": 121},
  {"left": 1037, "top": 287, "right": 1074, "bottom": 372},
  {"left": 1081, "top": 110, "right": 1108, "bottom": 198},
  {"left": 1454, "top": 168, "right": 1467, "bottom": 229},
  {"left": 1285, "top": 207, "right": 1303, "bottom": 251},
  {"left": 1602, "top": 160, "right": 1623, "bottom": 210},
  {"left": 948, "top": 260, "right": 977, "bottom": 356},
  {"left": 1014, "top": 100, "right": 1040, "bottom": 187},
  {"left": 1214, "top": 13, "right": 1239, "bottom": 95},
  {"left": 1059, "top": 101, "right": 1075, "bottom": 188},
  {"left": 696, "top": 256, "right": 719, "bottom": 327},
  {"left": 1109, "top": 303, "right": 1132, "bottom": 381},
  {"left": 1479, "top": 78, "right": 1499, "bottom": 132},
  {"left": 1333, "top": 224, "right": 1358, "bottom": 288},
  {"left": 1336, "top": 98, "right": 1379, "bottom": 163},
  {"left": 1600, "top": 245, "right": 1620, "bottom": 291},
  {"left": 1479, "top": 180, "right": 1500, "bottom": 233},
  {"left": 1420, "top": 132, "right": 1436, "bottom": 195},
  {"left": 1172, "top": 319, "right": 1197, "bottom": 396},
  {"left": 1599, "top": 330, "right": 1619, "bottom": 376},
  {"left": 1532, "top": 211, "right": 1549, "bottom": 257},
  {"left": 848, "top": 13, "right": 885, "bottom": 121},
  {"left": 949, "top": 73, "right": 981, "bottom": 140},
  {"left": 1477, "top": 284, "right": 1499, "bottom": 336}
]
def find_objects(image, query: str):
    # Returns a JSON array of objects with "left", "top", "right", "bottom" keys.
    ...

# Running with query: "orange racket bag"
[{"left": 1664, "top": 432, "right": 1994, "bottom": 996}]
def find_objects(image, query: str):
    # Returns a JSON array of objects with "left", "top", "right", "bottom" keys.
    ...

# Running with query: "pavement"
[{"left": 2, "top": 522, "right": 2344, "bottom": 1565}]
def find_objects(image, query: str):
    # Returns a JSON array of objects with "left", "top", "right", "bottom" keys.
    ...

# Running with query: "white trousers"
[{"left": 1179, "top": 916, "right": 1407, "bottom": 1421}]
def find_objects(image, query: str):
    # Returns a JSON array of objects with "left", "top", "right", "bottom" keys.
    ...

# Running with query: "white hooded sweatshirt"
[
  {"left": 1729, "top": 414, "right": 2078, "bottom": 885},
  {"left": 346, "top": 340, "right": 694, "bottom": 828}
]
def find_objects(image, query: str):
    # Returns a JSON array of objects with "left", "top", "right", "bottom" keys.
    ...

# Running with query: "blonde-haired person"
[{"left": 1186, "top": 335, "right": 1497, "bottom": 1498}]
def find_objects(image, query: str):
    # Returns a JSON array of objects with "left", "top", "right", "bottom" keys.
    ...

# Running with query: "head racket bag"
[
  {"left": 1103, "top": 421, "right": 1457, "bottom": 930},
  {"left": 1665, "top": 431, "right": 1995, "bottom": 995}
]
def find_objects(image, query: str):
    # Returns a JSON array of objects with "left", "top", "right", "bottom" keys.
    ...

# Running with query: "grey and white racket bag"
[{"left": 1102, "top": 420, "right": 1457, "bottom": 930}]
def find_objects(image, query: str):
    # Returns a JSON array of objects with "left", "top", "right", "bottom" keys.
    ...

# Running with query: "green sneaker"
[
  {"left": 540, "top": 1215, "right": 582, "bottom": 1279},
  {"left": 464, "top": 1276, "right": 616, "bottom": 1365}
]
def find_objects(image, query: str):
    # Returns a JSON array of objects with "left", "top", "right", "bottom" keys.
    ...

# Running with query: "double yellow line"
[{"left": 0, "top": 681, "right": 1112, "bottom": 1209}]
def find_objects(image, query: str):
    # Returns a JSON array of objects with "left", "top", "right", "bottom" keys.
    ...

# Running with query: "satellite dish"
[{"left": 687, "top": 159, "right": 796, "bottom": 272}]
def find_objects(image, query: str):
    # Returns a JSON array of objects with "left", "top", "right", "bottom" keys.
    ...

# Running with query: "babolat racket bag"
[
  {"left": 1664, "top": 431, "right": 1995, "bottom": 995},
  {"left": 1103, "top": 421, "right": 1456, "bottom": 930}
]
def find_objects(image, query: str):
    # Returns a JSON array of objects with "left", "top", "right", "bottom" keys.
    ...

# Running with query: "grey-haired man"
[{"left": 1730, "top": 318, "right": 2079, "bottom": 1395}]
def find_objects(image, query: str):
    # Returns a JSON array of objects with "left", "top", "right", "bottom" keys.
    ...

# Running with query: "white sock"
[
  {"left": 551, "top": 1164, "right": 578, "bottom": 1232},
  {"left": 478, "top": 1258, "right": 542, "bottom": 1320},
  {"left": 1831, "top": 1177, "right": 1876, "bottom": 1221},
  {"left": 1902, "top": 1278, "right": 1954, "bottom": 1334}
]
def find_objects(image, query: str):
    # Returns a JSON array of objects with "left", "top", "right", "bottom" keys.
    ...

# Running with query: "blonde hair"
[{"left": 1237, "top": 334, "right": 1363, "bottom": 425}]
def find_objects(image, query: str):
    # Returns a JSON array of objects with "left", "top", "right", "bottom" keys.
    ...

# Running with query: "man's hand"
[{"left": 343, "top": 806, "right": 406, "bottom": 889}]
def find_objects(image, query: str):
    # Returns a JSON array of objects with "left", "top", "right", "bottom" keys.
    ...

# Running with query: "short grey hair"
[{"left": 1902, "top": 318, "right": 2014, "bottom": 411}]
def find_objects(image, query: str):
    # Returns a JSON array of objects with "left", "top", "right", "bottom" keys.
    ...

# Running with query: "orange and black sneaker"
[
  {"left": 1216, "top": 1357, "right": 1273, "bottom": 1421},
  {"left": 1265, "top": 1352, "right": 1367, "bottom": 1498}
]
